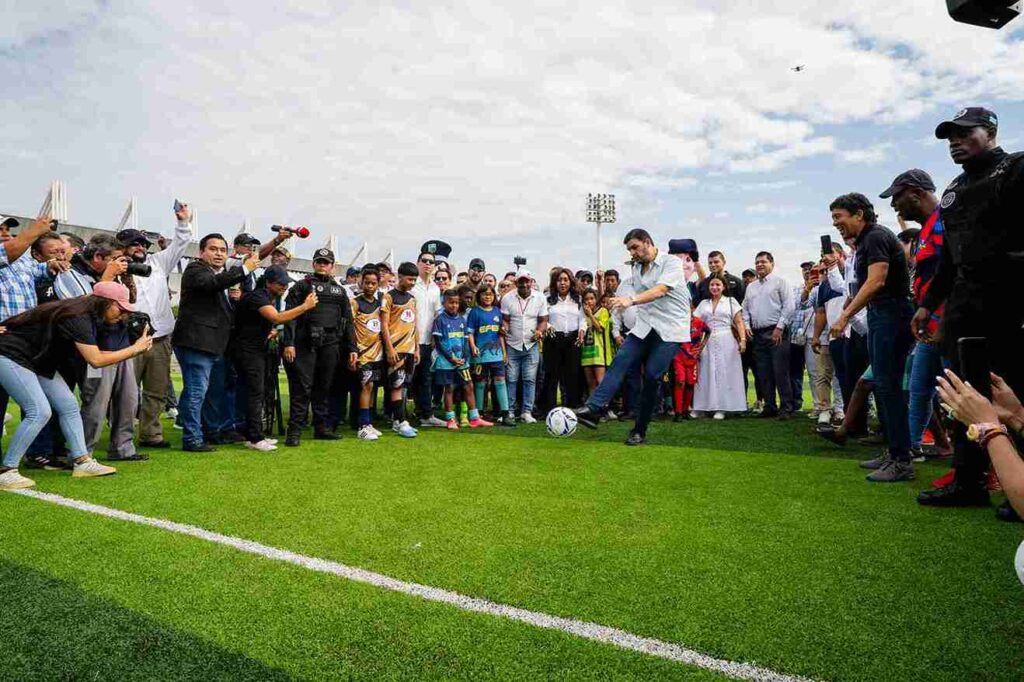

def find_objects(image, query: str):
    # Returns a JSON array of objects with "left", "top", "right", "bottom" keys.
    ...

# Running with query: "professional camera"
[
  {"left": 948, "top": 0, "right": 1021, "bottom": 28},
  {"left": 513, "top": 255, "right": 527, "bottom": 266},
  {"left": 124, "top": 311, "right": 152, "bottom": 342},
  {"left": 126, "top": 262, "right": 152, "bottom": 277}
]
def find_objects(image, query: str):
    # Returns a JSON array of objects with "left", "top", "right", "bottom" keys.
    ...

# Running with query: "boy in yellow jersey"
[
  {"left": 351, "top": 266, "right": 385, "bottom": 441},
  {"left": 381, "top": 262, "right": 420, "bottom": 438}
]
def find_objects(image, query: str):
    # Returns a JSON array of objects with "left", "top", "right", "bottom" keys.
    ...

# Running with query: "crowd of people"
[{"left": 0, "top": 106, "right": 1021, "bottom": 540}]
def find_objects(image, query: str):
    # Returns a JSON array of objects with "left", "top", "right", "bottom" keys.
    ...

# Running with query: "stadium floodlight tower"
[{"left": 586, "top": 193, "right": 616, "bottom": 269}]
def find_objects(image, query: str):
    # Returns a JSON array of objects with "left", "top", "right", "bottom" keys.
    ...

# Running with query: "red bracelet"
[{"left": 980, "top": 430, "right": 1011, "bottom": 449}]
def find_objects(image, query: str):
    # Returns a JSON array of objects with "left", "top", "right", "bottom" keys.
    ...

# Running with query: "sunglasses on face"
[{"left": 419, "top": 257, "right": 435, "bottom": 265}]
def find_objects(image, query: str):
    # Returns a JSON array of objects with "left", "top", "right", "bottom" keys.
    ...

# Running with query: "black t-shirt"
[
  {"left": 234, "top": 288, "right": 275, "bottom": 345},
  {"left": 0, "top": 313, "right": 97, "bottom": 378},
  {"left": 854, "top": 223, "right": 911, "bottom": 303}
]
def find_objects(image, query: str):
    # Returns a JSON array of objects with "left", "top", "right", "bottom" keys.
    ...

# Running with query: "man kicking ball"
[{"left": 575, "top": 228, "right": 691, "bottom": 445}]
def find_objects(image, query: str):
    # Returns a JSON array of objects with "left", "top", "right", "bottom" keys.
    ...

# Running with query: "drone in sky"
[{"left": 791, "top": 65, "right": 805, "bottom": 72}]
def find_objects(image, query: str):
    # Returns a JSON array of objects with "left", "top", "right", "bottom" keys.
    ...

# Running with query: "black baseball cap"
[
  {"left": 935, "top": 107, "right": 998, "bottom": 139},
  {"left": 116, "top": 228, "right": 152, "bottom": 247},
  {"left": 742, "top": 268, "right": 756, "bottom": 278},
  {"left": 345, "top": 266, "right": 361, "bottom": 278},
  {"left": 0, "top": 215, "right": 20, "bottom": 228},
  {"left": 234, "top": 232, "right": 261, "bottom": 246},
  {"left": 264, "top": 264, "right": 292, "bottom": 285},
  {"left": 468, "top": 257, "right": 486, "bottom": 271},
  {"left": 575, "top": 270, "right": 593, "bottom": 281},
  {"left": 879, "top": 169, "right": 936, "bottom": 199},
  {"left": 313, "top": 248, "right": 335, "bottom": 263},
  {"left": 668, "top": 238, "right": 699, "bottom": 259}
]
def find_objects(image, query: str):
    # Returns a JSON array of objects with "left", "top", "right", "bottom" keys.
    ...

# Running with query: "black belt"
[
  {"left": 754, "top": 326, "right": 779, "bottom": 333},
  {"left": 550, "top": 330, "right": 577, "bottom": 338}
]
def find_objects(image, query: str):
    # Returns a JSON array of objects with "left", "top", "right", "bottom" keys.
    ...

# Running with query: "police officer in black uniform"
[
  {"left": 913, "top": 107, "right": 1024, "bottom": 513},
  {"left": 282, "top": 247, "right": 356, "bottom": 446}
]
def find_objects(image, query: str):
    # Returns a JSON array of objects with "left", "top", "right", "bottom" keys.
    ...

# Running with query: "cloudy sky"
[{"left": 3, "top": 1, "right": 1024, "bottom": 280}]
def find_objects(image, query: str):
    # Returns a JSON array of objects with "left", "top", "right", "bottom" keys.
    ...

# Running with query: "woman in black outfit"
[{"left": 540, "top": 268, "right": 585, "bottom": 413}]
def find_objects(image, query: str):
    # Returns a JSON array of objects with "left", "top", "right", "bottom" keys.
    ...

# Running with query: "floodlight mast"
[{"left": 586, "top": 193, "right": 616, "bottom": 269}]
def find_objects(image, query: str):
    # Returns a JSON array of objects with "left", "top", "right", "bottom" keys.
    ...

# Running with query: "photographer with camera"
[
  {"left": 52, "top": 233, "right": 149, "bottom": 461},
  {"left": 117, "top": 202, "right": 193, "bottom": 449}
]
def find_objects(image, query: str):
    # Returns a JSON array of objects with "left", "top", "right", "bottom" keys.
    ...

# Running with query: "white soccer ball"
[
  {"left": 546, "top": 407, "right": 578, "bottom": 438},
  {"left": 1016, "top": 540, "right": 1024, "bottom": 586}
]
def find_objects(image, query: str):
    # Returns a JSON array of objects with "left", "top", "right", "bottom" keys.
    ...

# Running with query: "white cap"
[
  {"left": 515, "top": 268, "right": 533, "bottom": 281},
  {"left": 0, "top": 215, "right": 20, "bottom": 228}
]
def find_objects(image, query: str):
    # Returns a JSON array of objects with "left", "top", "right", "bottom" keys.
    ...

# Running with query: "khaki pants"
[
  {"left": 134, "top": 335, "right": 173, "bottom": 443},
  {"left": 814, "top": 343, "right": 844, "bottom": 413}
]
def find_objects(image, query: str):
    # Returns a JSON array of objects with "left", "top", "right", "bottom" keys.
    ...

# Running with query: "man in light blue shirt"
[
  {"left": 743, "top": 251, "right": 796, "bottom": 418},
  {"left": 576, "top": 228, "right": 689, "bottom": 446}
]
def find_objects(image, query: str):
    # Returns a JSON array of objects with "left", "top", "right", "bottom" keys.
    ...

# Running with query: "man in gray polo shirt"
[{"left": 576, "top": 228, "right": 689, "bottom": 445}]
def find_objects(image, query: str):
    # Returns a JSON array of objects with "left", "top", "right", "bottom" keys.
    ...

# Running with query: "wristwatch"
[{"left": 967, "top": 422, "right": 1009, "bottom": 447}]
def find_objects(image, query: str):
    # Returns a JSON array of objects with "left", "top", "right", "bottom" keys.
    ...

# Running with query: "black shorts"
[
  {"left": 358, "top": 362, "right": 383, "bottom": 385},
  {"left": 387, "top": 353, "right": 416, "bottom": 389},
  {"left": 472, "top": 361, "right": 506, "bottom": 380},
  {"left": 433, "top": 368, "right": 472, "bottom": 387}
]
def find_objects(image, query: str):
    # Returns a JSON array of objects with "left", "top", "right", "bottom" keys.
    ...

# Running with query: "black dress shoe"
[
  {"left": 996, "top": 501, "right": 1022, "bottom": 522},
  {"left": 625, "top": 431, "right": 646, "bottom": 446},
  {"left": 815, "top": 425, "right": 848, "bottom": 446},
  {"left": 284, "top": 434, "right": 301, "bottom": 447},
  {"left": 759, "top": 409, "right": 779, "bottom": 419},
  {"left": 108, "top": 453, "right": 150, "bottom": 462},
  {"left": 776, "top": 412, "right": 792, "bottom": 421},
  {"left": 574, "top": 406, "right": 600, "bottom": 429},
  {"left": 139, "top": 440, "right": 172, "bottom": 449},
  {"left": 183, "top": 443, "right": 216, "bottom": 453},
  {"left": 220, "top": 430, "right": 246, "bottom": 443},
  {"left": 917, "top": 482, "right": 990, "bottom": 507},
  {"left": 313, "top": 431, "right": 340, "bottom": 441}
]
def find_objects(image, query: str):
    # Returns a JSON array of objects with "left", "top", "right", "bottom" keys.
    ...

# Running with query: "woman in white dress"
[{"left": 692, "top": 274, "right": 748, "bottom": 419}]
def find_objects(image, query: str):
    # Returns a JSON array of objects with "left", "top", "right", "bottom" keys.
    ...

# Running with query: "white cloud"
[
  {"left": 838, "top": 143, "right": 895, "bottom": 164},
  {"left": 1, "top": 1, "right": 1023, "bottom": 276}
]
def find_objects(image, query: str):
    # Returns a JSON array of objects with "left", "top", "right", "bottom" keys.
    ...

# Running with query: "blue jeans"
[
  {"left": 867, "top": 299, "right": 914, "bottom": 462},
  {"left": 587, "top": 331, "right": 679, "bottom": 437},
  {"left": 908, "top": 341, "right": 945, "bottom": 449},
  {"left": 506, "top": 345, "right": 540, "bottom": 415},
  {"left": 0, "top": 357, "right": 88, "bottom": 468},
  {"left": 174, "top": 346, "right": 224, "bottom": 447}
]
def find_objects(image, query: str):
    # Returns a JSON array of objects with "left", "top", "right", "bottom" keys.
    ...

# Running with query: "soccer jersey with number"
[
  {"left": 432, "top": 311, "right": 468, "bottom": 371},
  {"left": 382, "top": 288, "right": 418, "bottom": 354},
  {"left": 353, "top": 296, "right": 383, "bottom": 365},
  {"left": 466, "top": 306, "right": 503, "bottom": 364}
]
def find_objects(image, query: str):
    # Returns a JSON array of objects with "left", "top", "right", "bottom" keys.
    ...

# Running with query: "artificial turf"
[{"left": 1, "top": 407, "right": 1023, "bottom": 680}]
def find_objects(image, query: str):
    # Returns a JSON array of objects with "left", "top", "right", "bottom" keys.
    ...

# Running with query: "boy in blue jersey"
[
  {"left": 467, "top": 285, "right": 514, "bottom": 426},
  {"left": 433, "top": 289, "right": 493, "bottom": 430}
]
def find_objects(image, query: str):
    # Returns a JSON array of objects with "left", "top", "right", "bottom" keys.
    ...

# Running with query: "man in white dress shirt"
[
  {"left": 743, "top": 251, "right": 796, "bottom": 419},
  {"left": 501, "top": 270, "right": 549, "bottom": 423},
  {"left": 575, "top": 229, "right": 690, "bottom": 446},
  {"left": 412, "top": 246, "right": 444, "bottom": 426}
]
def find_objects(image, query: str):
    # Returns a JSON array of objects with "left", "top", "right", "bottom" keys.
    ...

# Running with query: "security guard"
[
  {"left": 282, "top": 247, "right": 356, "bottom": 446},
  {"left": 913, "top": 107, "right": 1024, "bottom": 510}
]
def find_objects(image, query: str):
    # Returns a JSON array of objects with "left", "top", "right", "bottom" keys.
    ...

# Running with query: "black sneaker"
[
  {"left": 284, "top": 434, "right": 301, "bottom": 447},
  {"left": 776, "top": 411, "right": 792, "bottom": 421},
  {"left": 574, "top": 406, "right": 600, "bottom": 429},
  {"left": 107, "top": 453, "right": 150, "bottom": 462},
  {"left": 23, "top": 455, "right": 62, "bottom": 471},
  {"left": 139, "top": 440, "right": 172, "bottom": 449},
  {"left": 313, "top": 431, "right": 340, "bottom": 441},
  {"left": 916, "top": 482, "right": 990, "bottom": 507},
  {"left": 220, "top": 430, "right": 246, "bottom": 443},
  {"left": 182, "top": 443, "right": 216, "bottom": 453},
  {"left": 625, "top": 431, "right": 646, "bottom": 446},
  {"left": 996, "top": 501, "right": 1022, "bottom": 523},
  {"left": 499, "top": 414, "right": 517, "bottom": 427}
]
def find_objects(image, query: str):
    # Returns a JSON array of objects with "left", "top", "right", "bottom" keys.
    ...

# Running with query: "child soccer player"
[
  {"left": 467, "top": 285, "right": 514, "bottom": 427},
  {"left": 433, "top": 289, "right": 493, "bottom": 429},
  {"left": 455, "top": 284, "right": 476, "bottom": 424},
  {"left": 672, "top": 312, "right": 708, "bottom": 420},
  {"left": 351, "top": 267, "right": 385, "bottom": 441},
  {"left": 381, "top": 262, "right": 420, "bottom": 438}
]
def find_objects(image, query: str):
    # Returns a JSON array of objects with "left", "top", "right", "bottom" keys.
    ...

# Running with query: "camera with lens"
[
  {"left": 126, "top": 262, "right": 152, "bottom": 277},
  {"left": 124, "top": 311, "right": 152, "bottom": 342},
  {"left": 513, "top": 255, "right": 527, "bottom": 266}
]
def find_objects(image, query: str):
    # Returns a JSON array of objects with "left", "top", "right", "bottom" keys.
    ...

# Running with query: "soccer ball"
[
  {"left": 1017, "top": 540, "right": 1024, "bottom": 586},
  {"left": 546, "top": 407, "right": 578, "bottom": 438}
]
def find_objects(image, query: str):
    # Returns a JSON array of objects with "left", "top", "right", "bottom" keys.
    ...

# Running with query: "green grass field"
[{"left": 2, "top": 392, "right": 1023, "bottom": 681}]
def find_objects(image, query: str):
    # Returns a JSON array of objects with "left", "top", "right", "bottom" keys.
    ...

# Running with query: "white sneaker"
[
  {"left": 0, "top": 469, "right": 35, "bottom": 490},
  {"left": 606, "top": 409, "right": 618, "bottom": 421},
  {"left": 358, "top": 425, "right": 379, "bottom": 441},
  {"left": 713, "top": 411, "right": 726, "bottom": 420},
  {"left": 807, "top": 409, "right": 821, "bottom": 420},
  {"left": 393, "top": 421, "right": 418, "bottom": 438},
  {"left": 690, "top": 411, "right": 700, "bottom": 419},
  {"left": 166, "top": 407, "right": 179, "bottom": 420},
  {"left": 832, "top": 410, "right": 845, "bottom": 423},
  {"left": 4, "top": 412, "right": 12, "bottom": 425},
  {"left": 369, "top": 425, "right": 383, "bottom": 437},
  {"left": 817, "top": 410, "right": 833, "bottom": 426},
  {"left": 420, "top": 415, "right": 447, "bottom": 428},
  {"left": 520, "top": 413, "right": 537, "bottom": 424},
  {"left": 72, "top": 457, "right": 117, "bottom": 478},
  {"left": 244, "top": 439, "right": 278, "bottom": 452},
  {"left": 265, "top": 438, "right": 279, "bottom": 446}
]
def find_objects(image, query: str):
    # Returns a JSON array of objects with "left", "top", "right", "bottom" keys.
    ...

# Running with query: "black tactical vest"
[{"left": 302, "top": 274, "right": 349, "bottom": 331}]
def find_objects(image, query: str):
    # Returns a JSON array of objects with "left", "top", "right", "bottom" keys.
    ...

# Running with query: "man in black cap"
[
  {"left": 913, "top": 108, "right": 1024, "bottom": 510},
  {"left": 467, "top": 258, "right": 486, "bottom": 292},
  {"left": 281, "top": 247, "right": 356, "bottom": 446}
]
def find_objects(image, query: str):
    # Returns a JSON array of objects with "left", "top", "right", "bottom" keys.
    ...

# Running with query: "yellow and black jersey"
[
  {"left": 382, "top": 289, "right": 417, "bottom": 355},
  {"left": 353, "top": 296, "right": 383, "bottom": 365}
]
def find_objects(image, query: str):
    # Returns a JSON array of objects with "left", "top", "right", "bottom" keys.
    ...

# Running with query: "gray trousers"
[
  {"left": 134, "top": 336, "right": 173, "bottom": 442},
  {"left": 80, "top": 358, "right": 138, "bottom": 457}
]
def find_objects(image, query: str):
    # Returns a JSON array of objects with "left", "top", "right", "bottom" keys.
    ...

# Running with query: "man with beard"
[
  {"left": 117, "top": 203, "right": 193, "bottom": 449},
  {"left": 913, "top": 108, "right": 1024, "bottom": 513}
]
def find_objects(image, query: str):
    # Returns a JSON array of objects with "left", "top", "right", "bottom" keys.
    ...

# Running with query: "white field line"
[{"left": 10, "top": 489, "right": 816, "bottom": 682}]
